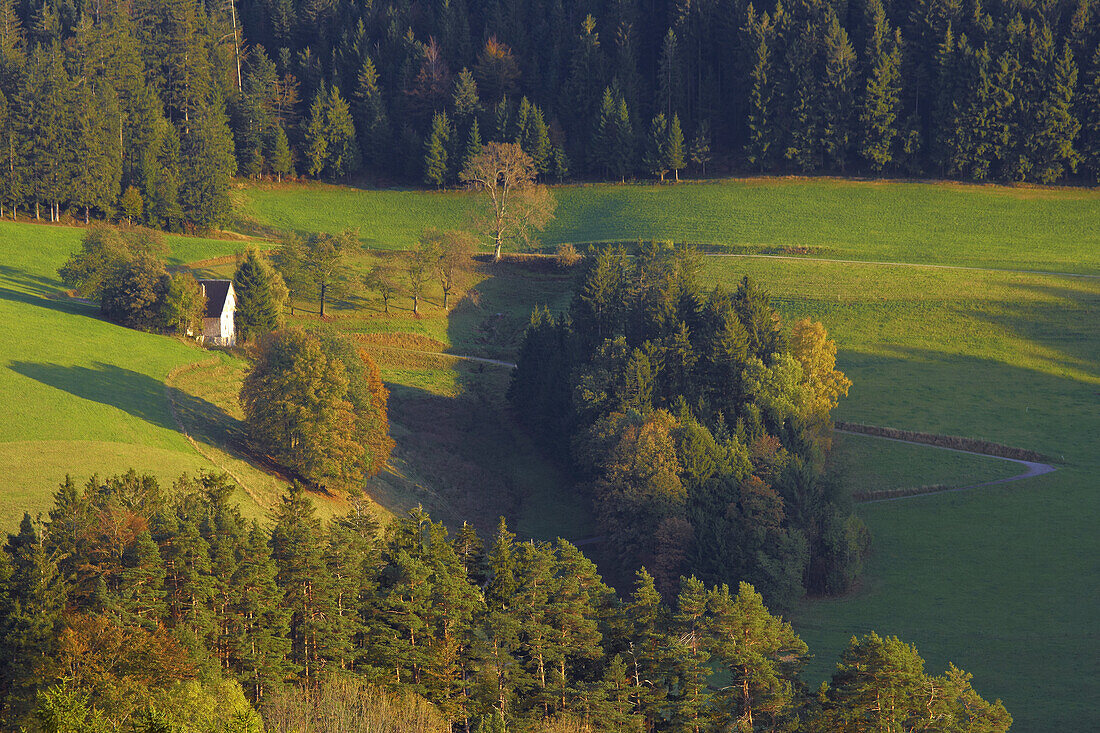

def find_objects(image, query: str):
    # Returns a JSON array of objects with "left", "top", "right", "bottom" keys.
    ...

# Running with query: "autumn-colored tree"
[
  {"left": 423, "top": 228, "right": 477, "bottom": 308},
  {"left": 460, "top": 142, "right": 556, "bottom": 261},
  {"left": 789, "top": 318, "right": 851, "bottom": 445}
]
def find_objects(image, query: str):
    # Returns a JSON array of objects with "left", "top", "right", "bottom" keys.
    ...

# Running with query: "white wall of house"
[{"left": 201, "top": 283, "right": 236, "bottom": 346}]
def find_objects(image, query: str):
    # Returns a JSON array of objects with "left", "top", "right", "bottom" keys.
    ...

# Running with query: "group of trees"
[
  {"left": 58, "top": 226, "right": 207, "bottom": 334},
  {"left": 0, "top": 0, "right": 239, "bottom": 229},
  {"left": 58, "top": 227, "right": 293, "bottom": 343},
  {"left": 510, "top": 244, "right": 862, "bottom": 609},
  {"left": 241, "top": 326, "right": 393, "bottom": 491},
  {"left": 0, "top": 471, "right": 1011, "bottom": 731},
  {"left": 4, "top": 0, "right": 1097, "bottom": 234}
]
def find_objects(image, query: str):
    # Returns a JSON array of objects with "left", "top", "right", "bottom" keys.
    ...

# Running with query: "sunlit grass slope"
[
  {"left": 700, "top": 256, "right": 1099, "bottom": 733},
  {"left": 0, "top": 220, "right": 268, "bottom": 525},
  {"left": 237, "top": 178, "right": 1100, "bottom": 273}
]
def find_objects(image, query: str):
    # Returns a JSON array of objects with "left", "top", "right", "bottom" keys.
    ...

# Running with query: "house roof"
[{"left": 197, "top": 280, "right": 232, "bottom": 319}]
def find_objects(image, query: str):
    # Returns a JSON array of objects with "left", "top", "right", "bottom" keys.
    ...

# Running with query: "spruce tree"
[
  {"left": 117, "top": 529, "right": 167, "bottom": 629},
  {"left": 859, "top": 2, "right": 903, "bottom": 172},
  {"left": 354, "top": 57, "right": 391, "bottom": 172},
  {"left": 452, "top": 67, "right": 480, "bottom": 126},
  {"left": 690, "top": 119, "right": 711, "bottom": 175},
  {"left": 179, "top": 103, "right": 237, "bottom": 230},
  {"left": 822, "top": 13, "right": 856, "bottom": 171},
  {"left": 232, "top": 248, "right": 288, "bottom": 341},
  {"left": 71, "top": 83, "right": 122, "bottom": 222},
  {"left": 1082, "top": 44, "right": 1100, "bottom": 181},
  {"left": 645, "top": 112, "right": 669, "bottom": 182},
  {"left": 268, "top": 124, "right": 293, "bottom": 181},
  {"left": 611, "top": 93, "right": 634, "bottom": 182},
  {"left": 461, "top": 118, "right": 483, "bottom": 174},
  {"left": 1031, "top": 40, "right": 1081, "bottom": 183},
  {"left": 667, "top": 113, "right": 685, "bottom": 182},
  {"left": 424, "top": 110, "right": 451, "bottom": 187},
  {"left": 744, "top": 9, "right": 776, "bottom": 170}
]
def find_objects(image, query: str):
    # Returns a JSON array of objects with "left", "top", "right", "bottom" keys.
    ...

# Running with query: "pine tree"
[
  {"left": 611, "top": 93, "right": 634, "bottom": 182},
  {"left": 424, "top": 110, "right": 451, "bottom": 187},
  {"left": 859, "top": 1, "right": 903, "bottom": 172},
  {"left": 324, "top": 84, "right": 359, "bottom": 178},
  {"left": 669, "top": 576, "right": 713, "bottom": 732},
  {"left": 117, "top": 529, "right": 167, "bottom": 629},
  {"left": 20, "top": 44, "right": 71, "bottom": 221},
  {"left": 233, "top": 248, "right": 288, "bottom": 341},
  {"left": 230, "top": 522, "right": 292, "bottom": 699},
  {"left": 305, "top": 84, "right": 329, "bottom": 177},
  {"left": 706, "top": 582, "right": 808, "bottom": 731},
  {"left": 667, "top": 113, "right": 685, "bottom": 182},
  {"left": 269, "top": 483, "right": 338, "bottom": 682},
  {"left": 645, "top": 113, "right": 669, "bottom": 182}
]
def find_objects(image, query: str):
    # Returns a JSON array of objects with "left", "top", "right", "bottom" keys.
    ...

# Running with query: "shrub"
[{"left": 555, "top": 242, "right": 582, "bottom": 268}]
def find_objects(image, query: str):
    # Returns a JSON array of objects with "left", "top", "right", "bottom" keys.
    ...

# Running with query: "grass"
[
  {"left": 236, "top": 178, "right": 1100, "bottom": 274},
  {"left": 698, "top": 255, "right": 1099, "bottom": 733},
  {"left": 0, "top": 219, "right": 285, "bottom": 527}
]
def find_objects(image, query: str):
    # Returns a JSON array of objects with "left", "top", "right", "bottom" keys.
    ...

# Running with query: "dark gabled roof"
[{"left": 197, "top": 279, "right": 232, "bottom": 319}]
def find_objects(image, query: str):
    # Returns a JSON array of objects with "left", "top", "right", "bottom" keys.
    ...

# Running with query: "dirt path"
[
  {"left": 365, "top": 344, "right": 517, "bottom": 368},
  {"left": 837, "top": 429, "right": 1057, "bottom": 503}
]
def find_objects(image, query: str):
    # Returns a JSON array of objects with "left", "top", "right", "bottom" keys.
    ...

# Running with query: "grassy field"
[
  {"left": 236, "top": 178, "right": 1100, "bottom": 274},
  {"left": 0, "top": 220, "right": 289, "bottom": 526},
  {"left": 696, "top": 255, "right": 1098, "bottom": 733}
]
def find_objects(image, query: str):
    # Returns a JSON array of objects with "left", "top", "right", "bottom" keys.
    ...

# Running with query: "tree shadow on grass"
[
  {"left": 8, "top": 361, "right": 236, "bottom": 438},
  {"left": 0, "top": 264, "right": 63, "bottom": 297}
]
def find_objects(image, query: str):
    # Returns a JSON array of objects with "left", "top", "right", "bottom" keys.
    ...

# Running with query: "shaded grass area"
[
  {"left": 829, "top": 433, "right": 1020, "bottom": 496},
  {"left": 700, "top": 256, "right": 1098, "bottom": 732},
  {"left": 236, "top": 178, "right": 1100, "bottom": 273}
]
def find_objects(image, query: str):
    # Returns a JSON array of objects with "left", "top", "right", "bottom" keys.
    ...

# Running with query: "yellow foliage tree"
[{"left": 789, "top": 318, "right": 851, "bottom": 445}]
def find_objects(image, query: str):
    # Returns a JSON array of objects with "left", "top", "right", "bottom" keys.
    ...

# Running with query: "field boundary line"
[
  {"left": 164, "top": 358, "right": 269, "bottom": 508},
  {"left": 364, "top": 344, "right": 517, "bottom": 368},
  {"left": 838, "top": 426, "right": 1057, "bottom": 504},
  {"left": 705, "top": 252, "right": 1100, "bottom": 279}
]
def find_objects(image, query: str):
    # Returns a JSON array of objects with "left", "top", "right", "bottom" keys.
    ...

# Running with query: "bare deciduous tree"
[
  {"left": 460, "top": 142, "right": 556, "bottom": 261},
  {"left": 423, "top": 228, "right": 477, "bottom": 309}
]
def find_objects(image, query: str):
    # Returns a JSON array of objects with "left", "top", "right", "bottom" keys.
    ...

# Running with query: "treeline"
[
  {"left": 510, "top": 244, "right": 863, "bottom": 609},
  {"left": 2, "top": 0, "right": 1098, "bottom": 233},
  {"left": 0, "top": 470, "right": 1011, "bottom": 731},
  {"left": 237, "top": 0, "right": 1100, "bottom": 185}
]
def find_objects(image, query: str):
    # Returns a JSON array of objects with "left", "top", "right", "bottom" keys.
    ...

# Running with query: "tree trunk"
[
  {"left": 675, "top": 168, "right": 679, "bottom": 182},
  {"left": 319, "top": 281, "right": 326, "bottom": 318},
  {"left": 443, "top": 289, "right": 449, "bottom": 309},
  {"left": 413, "top": 295, "right": 419, "bottom": 315},
  {"left": 494, "top": 239, "right": 503, "bottom": 262}
]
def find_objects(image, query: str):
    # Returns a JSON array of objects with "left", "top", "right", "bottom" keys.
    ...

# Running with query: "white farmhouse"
[{"left": 197, "top": 279, "right": 236, "bottom": 347}]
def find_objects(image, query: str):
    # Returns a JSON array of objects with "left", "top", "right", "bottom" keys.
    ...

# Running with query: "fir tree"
[
  {"left": 231, "top": 522, "right": 292, "bottom": 699},
  {"left": 268, "top": 124, "right": 293, "bottom": 181},
  {"left": 1082, "top": 44, "right": 1100, "bottom": 181},
  {"left": 354, "top": 57, "right": 391, "bottom": 172},
  {"left": 178, "top": 103, "right": 237, "bottom": 230},
  {"left": 745, "top": 9, "right": 776, "bottom": 170},
  {"left": 461, "top": 118, "right": 483, "bottom": 175},
  {"left": 452, "top": 67, "right": 480, "bottom": 126}
]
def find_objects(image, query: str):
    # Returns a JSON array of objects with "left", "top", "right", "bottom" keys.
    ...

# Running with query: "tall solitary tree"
[{"left": 460, "top": 142, "right": 556, "bottom": 261}]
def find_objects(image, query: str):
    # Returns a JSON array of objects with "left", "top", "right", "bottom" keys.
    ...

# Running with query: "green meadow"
[
  {"left": 1, "top": 177, "right": 1096, "bottom": 730},
  {"left": 237, "top": 178, "right": 1100, "bottom": 274},
  {"left": 0, "top": 221, "right": 277, "bottom": 524}
]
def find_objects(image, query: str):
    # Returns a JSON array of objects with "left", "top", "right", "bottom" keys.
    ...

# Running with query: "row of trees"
[
  {"left": 0, "top": 471, "right": 1011, "bottom": 731},
  {"left": 510, "top": 244, "right": 861, "bottom": 608}
]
